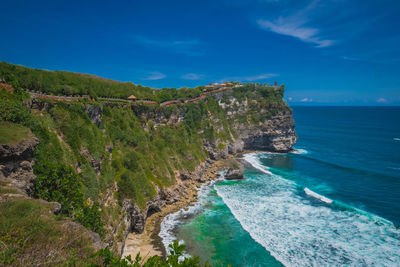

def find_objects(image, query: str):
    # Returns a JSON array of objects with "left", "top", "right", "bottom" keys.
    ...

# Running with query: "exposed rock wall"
[
  {"left": 121, "top": 160, "right": 213, "bottom": 236},
  {"left": 0, "top": 137, "right": 39, "bottom": 195}
]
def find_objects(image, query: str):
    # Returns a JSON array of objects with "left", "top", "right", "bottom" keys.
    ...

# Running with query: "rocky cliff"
[
  {"left": 206, "top": 88, "right": 296, "bottom": 157},
  {"left": 114, "top": 86, "right": 297, "bottom": 251},
  {"left": 1, "top": 81, "right": 296, "bottom": 259}
]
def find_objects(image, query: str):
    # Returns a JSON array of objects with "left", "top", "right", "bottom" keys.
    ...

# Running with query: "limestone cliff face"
[
  {"left": 226, "top": 100, "right": 296, "bottom": 153},
  {"left": 203, "top": 89, "right": 297, "bottom": 159},
  {"left": 119, "top": 88, "right": 297, "bottom": 245}
]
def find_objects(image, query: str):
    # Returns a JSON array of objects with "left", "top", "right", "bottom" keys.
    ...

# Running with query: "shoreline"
[
  {"left": 121, "top": 150, "right": 293, "bottom": 261},
  {"left": 122, "top": 157, "right": 230, "bottom": 261}
]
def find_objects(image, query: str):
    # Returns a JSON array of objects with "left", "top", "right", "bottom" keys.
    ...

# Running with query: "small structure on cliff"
[{"left": 128, "top": 95, "right": 137, "bottom": 100}]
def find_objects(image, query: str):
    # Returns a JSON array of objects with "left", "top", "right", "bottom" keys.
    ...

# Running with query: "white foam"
[
  {"left": 215, "top": 152, "right": 400, "bottom": 266},
  {"left": 242, "top": 153, "right": 273, "bottom": 175},
  {"left": 304, "top": 187, "right": 333, "bottom": 204},
  {"left": 159, "top": 176, "right": 224, "bottom": 255},
  {"left": 291, "top": 148, "right": 309, "bottom": 155},
  {"left": 394, "top": 138, "right": 400, "bottom": 141}
]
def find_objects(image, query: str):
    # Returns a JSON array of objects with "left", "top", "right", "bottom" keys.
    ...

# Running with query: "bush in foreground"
[{"left": 91, "top": 240, "right": 211, "bottom": 267}]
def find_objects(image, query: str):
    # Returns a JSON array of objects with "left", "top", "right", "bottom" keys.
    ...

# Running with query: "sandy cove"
[{"left": 121, "top": 157, "right": 229, "bottom": 261}]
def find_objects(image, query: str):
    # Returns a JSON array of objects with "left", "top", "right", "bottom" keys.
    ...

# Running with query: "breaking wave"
[
  {"left": 213, "top": 152, "right": 400, "bottom": 266},
  {"left": 291, "top": 148, "right": 309, "bottom": 154},
  {"left": 304, "top": 187, "right": 333, "bottom": 204},
  {"left": 159, "top": 176, "right": 224, "bottom": 255}
]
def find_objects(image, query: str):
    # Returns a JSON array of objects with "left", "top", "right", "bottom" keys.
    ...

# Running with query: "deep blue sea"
[{"left": 160, "top": 106, "right": 400, "bottom": 266}]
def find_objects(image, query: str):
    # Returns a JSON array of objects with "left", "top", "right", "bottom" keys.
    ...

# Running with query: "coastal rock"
[
  {"left": 225, "top": 164, "right": 245, "bottom": 180},
  {"left": 122, "top": 199, "right": 146, "bottom": 234}
]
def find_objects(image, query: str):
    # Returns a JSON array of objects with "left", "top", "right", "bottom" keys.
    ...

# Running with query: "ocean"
[{"left": 160, "top": 106, "right": 400, "bottom": 266}]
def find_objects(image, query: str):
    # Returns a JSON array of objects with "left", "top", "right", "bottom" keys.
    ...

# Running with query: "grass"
[
  {"left": 0, "top": 199, "right": 97, "bottom": 266},
  {"left": 0, "top": 187, "right": 20, "bottom": 195},
  {"left": 0, "top": 121, "right": 33, "bottom": 145}
]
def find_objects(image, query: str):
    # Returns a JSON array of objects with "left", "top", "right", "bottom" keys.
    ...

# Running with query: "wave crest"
[{"left": 304, "top": 187, "right": 333, "bottom": 204}]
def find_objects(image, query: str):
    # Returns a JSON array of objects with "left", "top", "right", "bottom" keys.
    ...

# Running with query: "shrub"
[{"left": 92, "top": 240, "right": 207, "bottom": 267}]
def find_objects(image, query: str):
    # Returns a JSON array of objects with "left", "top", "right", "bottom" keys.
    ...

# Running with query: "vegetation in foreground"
[
  {"left": 93, "top": 241, "right": 212, "bottom": 267},
  {"left": 0, "top": 196, "right": 97, "bottom": 265}
]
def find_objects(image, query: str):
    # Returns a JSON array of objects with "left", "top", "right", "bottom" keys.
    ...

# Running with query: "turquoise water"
[{"left": 160, "top": 107, "right": 400, "bottom": 266}]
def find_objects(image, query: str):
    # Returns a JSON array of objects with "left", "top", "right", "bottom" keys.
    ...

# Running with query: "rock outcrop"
[
  {"left": 86, "top": 104, "right": 103, "bottom": 127},
  {"left": 225, "top": 164, "right": 245, "bottom": 180},
  {"left": 0, "top": 137, "right": 39, "bottom": 195}
]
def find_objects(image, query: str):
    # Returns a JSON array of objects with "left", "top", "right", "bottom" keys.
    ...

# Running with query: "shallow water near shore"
[{"left": 160, "top": 106, "right": 400, "bottom": 266}]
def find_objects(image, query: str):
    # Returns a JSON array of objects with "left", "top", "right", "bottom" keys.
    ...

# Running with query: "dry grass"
[
  {"left": 0, "top": 121, "right": 33, "bottom": 145},
  {"left": 0, "top": 199, "right": 98, "bottom": 266}
]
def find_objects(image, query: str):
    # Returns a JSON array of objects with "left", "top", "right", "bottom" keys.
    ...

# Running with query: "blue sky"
[{"left": 1, "top": 0, "right": 400, "bottom": 105}]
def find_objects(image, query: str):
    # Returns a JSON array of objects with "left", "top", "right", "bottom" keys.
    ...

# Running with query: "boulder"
[{"left": 225, "top": 162, "right": 245, "bottom": 180}]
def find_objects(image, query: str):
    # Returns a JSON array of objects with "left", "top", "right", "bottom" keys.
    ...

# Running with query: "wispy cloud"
[
  {"left": 132, "top": 35, "right": 204, "bottom": 56},
  {"left": 376, "top": 97, "right": 387, "bottom": 103},
  {"left": 257, "top": 18, "right": 333, "bottom": 48},
  {"left": 181, "top": 73, "right": 204, "bottom": 80},
  {"left": 300, "top": 97, "right": 313, "bottom": 102},
  {"left": 142, "top": 71, "right": 166, "bottom": 80},
  {"left": 221, "top": 73, "right": 278, "bottom": 82},
  {"left": 257, "top": 0, "right": 334, "bottom": 48}
]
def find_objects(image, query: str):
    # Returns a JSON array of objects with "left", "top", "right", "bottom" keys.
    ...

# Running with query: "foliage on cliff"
[
  {"left": 0, "top": 62, "right": 205, "bottom": 102},
  {"left": 0, "top": 63, "right": 292, "bottom": 264}
]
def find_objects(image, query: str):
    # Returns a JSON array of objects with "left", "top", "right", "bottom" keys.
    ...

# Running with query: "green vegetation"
[
  {"left": 0, "top": 199, "right": 96, "bottom": 266},
  {"left": 0, "top": 62, "right": 204, "bottom": 102},
  {"left": 0, "top": 62, "right": 155, "bottom": 100},
  {"left": 92, "top": 240, "right": 209, "bottom": 267},
  {"left": 0, "top": 62, "right": 289, "bottom": 264},
  {"left": 0, "top": 121, "right": 32, "bottom": 144}
]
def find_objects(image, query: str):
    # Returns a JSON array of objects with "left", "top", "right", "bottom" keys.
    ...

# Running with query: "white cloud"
[
  {"left": 143, "top": 71, "right": 166, "bottom": 80},
  {"left": 132, "top": 35, "right": 204, "bottom": 56},
  {"left": 181, "top": 73, "right": 204, "bottom": 80},
  {"left": 257, "top": 18, "right": 333, "bottom": 48},
  {"left": 300, "top": 97, "right": 313, "bottom": 102},
  {"left": 257, "top": 0, "right": 334, "bottom": 48},
  {"left": 377, "top": 97, "right": 387, "bottom": 103},
  {"left": 287, "top": 97, "right": 293, "bottom": 101},
  {"left": 244, "top": 73, "right": 279, "bottom": 81},
  {"left": 221, "top": 73, "right": 278, "bottom": 82}
]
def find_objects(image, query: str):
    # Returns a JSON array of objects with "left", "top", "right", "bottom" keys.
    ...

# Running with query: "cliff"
[
  {"left": 0, "top": 65, "right": 296, "bottom": 263},
  {"left": 118, "top": 87, "right": 296, "bottom": 242},
  {"left": 0, "top": 124, "right": 105, "bottom": 265}
]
